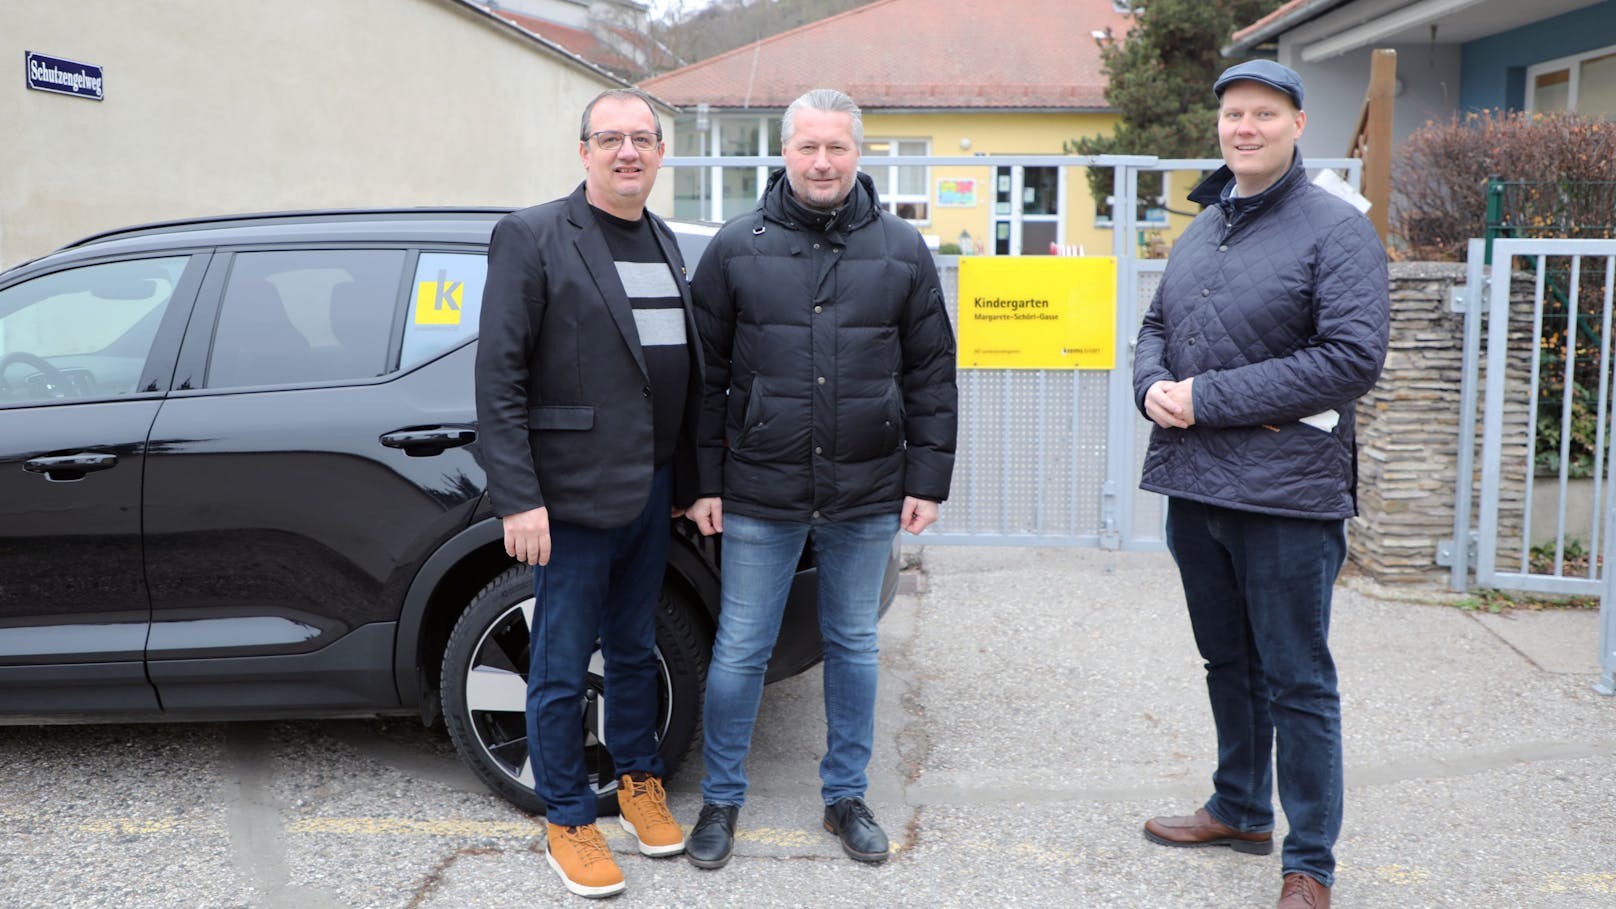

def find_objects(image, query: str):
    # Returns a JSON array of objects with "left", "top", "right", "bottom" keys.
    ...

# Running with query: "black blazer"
[{"left": 475, "top": 183, "right": 703, "bottom": 529}]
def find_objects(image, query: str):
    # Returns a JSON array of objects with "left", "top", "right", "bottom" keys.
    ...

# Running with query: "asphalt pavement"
[{"left": 1, "top": 545, "right": 1613, "bottom": 908}]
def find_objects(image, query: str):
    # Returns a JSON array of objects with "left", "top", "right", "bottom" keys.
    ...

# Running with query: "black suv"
[{"left": 0, "top": 209, "right": 898, "bottom": 814}]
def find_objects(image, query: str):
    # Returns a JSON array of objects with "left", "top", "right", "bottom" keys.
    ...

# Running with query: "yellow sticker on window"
[{"left": 415, "top": 271, "right": 463, "bottom": 325}]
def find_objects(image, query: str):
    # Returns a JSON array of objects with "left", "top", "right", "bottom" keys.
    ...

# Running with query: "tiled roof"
[
  {"left": 1227, "top": 0, "right": 1347, "bottom": 51},
  {"left": 641, "top": 0, "right": 1136, "bottom": 110},
  {"left": 490, "top": 7, "right": 645, "bottom": 75}
]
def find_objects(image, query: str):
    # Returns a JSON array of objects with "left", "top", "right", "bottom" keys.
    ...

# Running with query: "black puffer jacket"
[
  {"left": 690, "top": 170, "right": 957, "bottom": 522},
  {"left": 1133, "top": 153, "right": 1389, "bottom": 519}
]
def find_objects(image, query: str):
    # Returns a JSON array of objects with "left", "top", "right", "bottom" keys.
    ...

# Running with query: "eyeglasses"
[{"left": 587, "top": 130, "right": 660, "bottom": 151}]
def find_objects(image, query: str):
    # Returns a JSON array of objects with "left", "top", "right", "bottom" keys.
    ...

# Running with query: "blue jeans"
[
  {"left": 700, "top": 510, "right": 900, "bottom": 807},
  {"left": 524, "top": 463, "right": 671, "bottom": 826},
  {"left": 1165, "top": 498, "right": 1346, "bottom": 887}
]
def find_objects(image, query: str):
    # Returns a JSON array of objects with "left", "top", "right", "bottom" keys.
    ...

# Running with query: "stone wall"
[{"left": 1351, "top": 262, "right": 1536, "bottom": 585}]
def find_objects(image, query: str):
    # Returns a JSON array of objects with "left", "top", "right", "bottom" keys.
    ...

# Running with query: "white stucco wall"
[
  {"left": 1276, "top": 41, "right": 1465, "bottom": 161},
  {"left": 2, "top": 0, "right": 675, "bottom": 268}
]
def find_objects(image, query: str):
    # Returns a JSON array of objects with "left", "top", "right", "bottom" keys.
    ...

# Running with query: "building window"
[
  {"left": 672, "top": 114, "right": 782, "bottom": 222},
  {"left": 861, "top": 139, "right": 930, "bottom": 223},
  {"left": 1091, "top": 168, "right": 1170, "bottom": 229},
  {"left": 719, "top": 118, "right": 762, "bottom": 219},
  {"left": 672, "top": 126, "right": 709, "bottom": 221},
  {"left": 1527, "top": 43, "right": 1616, "bottom": 118}
]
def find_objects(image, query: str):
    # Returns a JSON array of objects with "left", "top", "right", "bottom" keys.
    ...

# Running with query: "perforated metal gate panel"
[{"left": 927, "top": 261, "right": 1143, "bottom": 546}]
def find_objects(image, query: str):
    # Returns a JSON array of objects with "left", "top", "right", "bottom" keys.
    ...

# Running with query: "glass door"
[{"left": 992, "top": 165, "right": 1063, "bottom": 255}]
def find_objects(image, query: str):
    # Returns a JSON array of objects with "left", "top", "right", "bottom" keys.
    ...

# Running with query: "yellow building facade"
[
  {"left": 668, "top": 107, "right": 1191, "bottom": 258},
  {"left": 861, "top": 110, "right": 1173, "bottom": 258},
  {"left": 642, "top": 0, "right": 1172, "bottom": 256}
]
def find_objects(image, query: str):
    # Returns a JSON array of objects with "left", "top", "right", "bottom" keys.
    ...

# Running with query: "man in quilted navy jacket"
[
  {"left": 682, "top": 88, "right": 957, "bottom": 871},
  {"left": 1132, "top": 61, "right": 1389, "bottom": 909}
]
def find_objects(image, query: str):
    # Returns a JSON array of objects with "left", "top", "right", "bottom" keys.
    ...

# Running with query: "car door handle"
[
  {"left": 23, "top": 452, "right": 118, "bottom": 481},
  {"left": 379, "top": 425, "right": 477, "bottom": 457}
]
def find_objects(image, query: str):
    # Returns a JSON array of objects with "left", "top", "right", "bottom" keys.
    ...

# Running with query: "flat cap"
[{"left": 1214, "top": 59, "right": 1304, "bottom": 109}]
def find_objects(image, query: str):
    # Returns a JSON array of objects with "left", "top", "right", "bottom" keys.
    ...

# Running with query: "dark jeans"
[
  {"left": 524, "top": 463, "right": 671, "bottom": 827},
  {"left": 1165, "top": 498, "right": 1346, "bottom": 887}
]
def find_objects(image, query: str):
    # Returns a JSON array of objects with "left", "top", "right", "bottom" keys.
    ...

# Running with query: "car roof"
[
  {"left": 4, "top": 207, "right": 719, "bottom": 279},
  {"left": 63, "top": 208, "right": 515, "bottom": 252}
]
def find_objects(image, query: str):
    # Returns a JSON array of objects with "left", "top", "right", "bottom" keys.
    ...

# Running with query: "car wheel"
[{"left": 440, "top": 563, "right": 708, "bottom": 816}]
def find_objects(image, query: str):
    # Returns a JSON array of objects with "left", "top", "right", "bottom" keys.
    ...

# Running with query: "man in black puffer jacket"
[
  {"left": 1133, "top": 61, "right": 1389, "bottom": 909},
  {"left": 682, "top": 88, "right": 957, "bottom": 871}
]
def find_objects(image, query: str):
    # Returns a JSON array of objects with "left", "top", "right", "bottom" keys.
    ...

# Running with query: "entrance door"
[{"left": 992, "top": 165, "right": 1063, "bottom": 255}]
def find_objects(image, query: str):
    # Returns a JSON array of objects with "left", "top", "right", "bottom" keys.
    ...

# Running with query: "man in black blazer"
[{"left": 475, "top": 88, "right": 700, "bottom": 900}]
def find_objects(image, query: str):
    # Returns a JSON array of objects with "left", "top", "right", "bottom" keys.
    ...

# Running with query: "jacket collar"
[
  {"left": 562, "top": 181, "right": 597, "bottom": 227},
  {"left": 1187, "top": 149, "right": 1309, "bottom": 214},
  {"left": 759, "top": 169, "right": 881, "bottom": 241}
]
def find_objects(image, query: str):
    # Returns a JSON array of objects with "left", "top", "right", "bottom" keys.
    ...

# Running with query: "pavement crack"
[
  {"left": 1461, "top": 609, "right": 1546, "bottom": 670},
  {"left": 888, "top": 553, "right": 935, "bottom": 855},
  {"left": 900, "top": 804, "right": 925, "bottom": 854},
  {"left": 404, "top": 845, "right": 505, "bottom": 909},
  {"left": 889, "top": 558, "right": 936, "bottom": 791}
]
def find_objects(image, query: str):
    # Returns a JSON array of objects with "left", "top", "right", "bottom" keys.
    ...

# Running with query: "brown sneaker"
[
  {"left": 617, "top": 772, "right": 685, "bottom": 857},
  {"left": 1143, "top": 807, "right": 1273, "bottom": 855},
  {"left": 545, "top": 822, "right": 625, "bottom": 898},
  {"left": 1277, "top": 872, "right": 1331, "bottom": 908}
]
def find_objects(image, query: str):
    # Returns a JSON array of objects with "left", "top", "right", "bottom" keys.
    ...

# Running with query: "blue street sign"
[{"left": 26, "top": 52, "right": 104, "bottom": 101}]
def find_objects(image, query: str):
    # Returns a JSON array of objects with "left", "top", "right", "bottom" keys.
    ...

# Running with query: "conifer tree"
[{"left": 1070, "top": 0, "right": 1286, "bottom": 211}]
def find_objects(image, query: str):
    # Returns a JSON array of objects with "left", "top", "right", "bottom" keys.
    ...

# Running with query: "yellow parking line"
[
  {"left": 286, "top": 817, "right": 901, "bottom": 853},
  {"left": 56, "top": 813, "right": 889, "bottom": 853},
  {"left": 47, "top": 813, "right": 1614, "bottom": 893},
  {"left": 78, "top": 817, "right": 183, "bottom": 835},
  {"left": 287, "top": 817, "right": 540, "bottom": 838},
  {"left": 1542, "top": 873, "right": 1616, "bottom": 894},
  {"left": 1370, "top": 863, "right": 1431, "bottom": 885}
]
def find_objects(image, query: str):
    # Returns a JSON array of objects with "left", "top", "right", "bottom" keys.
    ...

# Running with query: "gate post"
[
  {"left": 1101, "top": 156, "right": 1151, "bottom": 549},
  {"left": 1450, "top": 239, "right": 1489, "bottom": 589},
  {"left": 1601, "top": 417, "right": 1616, "bottom": 695}
]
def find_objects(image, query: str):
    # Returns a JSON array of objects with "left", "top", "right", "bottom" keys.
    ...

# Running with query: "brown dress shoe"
[
  {"left": 1277, "top": 872, "right": 1330, "bottom": 908},
  {"left": 1143, "top": 807, "right": 1274, "bottom": 855}
]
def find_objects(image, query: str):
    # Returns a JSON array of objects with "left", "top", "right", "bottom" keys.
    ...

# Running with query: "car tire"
[{"left": 440, "top": 563, "right": 709, "bottom": 817}]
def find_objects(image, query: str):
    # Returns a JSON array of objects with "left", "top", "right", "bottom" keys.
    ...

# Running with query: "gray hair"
[
  {"left": 579, "top": 88, "right": 663, "bottom": 141},
  {"left": 781, "top": 89, "right": 863, "bottom": 145}
]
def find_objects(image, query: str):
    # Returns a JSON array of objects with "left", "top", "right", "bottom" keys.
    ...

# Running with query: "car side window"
[
  {"left": 206, "top": 249, "right": 405, "bottom": 389},
  {"left": 400, "top": 252, "right": 485, "bottom": 370},
  {"left": 0, "top": 255, "right": 189, "bottom": 405}
]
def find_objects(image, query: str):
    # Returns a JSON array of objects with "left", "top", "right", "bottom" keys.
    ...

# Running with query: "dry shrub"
[{"left": 1391, "top": 110, "right": 1616, "bottom": 261}]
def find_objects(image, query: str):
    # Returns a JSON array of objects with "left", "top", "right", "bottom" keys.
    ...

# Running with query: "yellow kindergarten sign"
[{"left": 956, "top": 257, "right": 1117, "bottom": 369}]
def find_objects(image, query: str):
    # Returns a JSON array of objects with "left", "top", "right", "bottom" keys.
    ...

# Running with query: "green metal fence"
[{"left": 1484, "top": 178, "right": 1616, "bottom": 264}]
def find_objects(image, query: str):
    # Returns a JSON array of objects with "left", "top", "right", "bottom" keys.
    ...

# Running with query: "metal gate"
[
  {"left": 1456, "top": 237, "right": 1616, "bottom": 693},
  {"left": 663, "top": 154, "right": 1362, "bottom": 550}
]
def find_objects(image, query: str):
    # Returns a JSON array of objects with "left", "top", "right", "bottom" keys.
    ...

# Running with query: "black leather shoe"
[
  {"left": 823, "top": 797, "right": 889, "bottom": 863},
  {"left": 686, "top": 803, "right": 738, "bottom": 869}
]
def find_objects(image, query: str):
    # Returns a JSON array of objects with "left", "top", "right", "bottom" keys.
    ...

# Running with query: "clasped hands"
[{"left": 1145, "top": 377, "right": 1196, "bottom": 430}]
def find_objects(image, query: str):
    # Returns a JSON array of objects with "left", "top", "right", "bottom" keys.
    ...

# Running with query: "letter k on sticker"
[{"left": 415, "top": 269, "right": 463, "bottom": 325}]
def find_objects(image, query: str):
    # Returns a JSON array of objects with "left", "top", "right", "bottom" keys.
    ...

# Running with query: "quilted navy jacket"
[
  {"left": 1133, "top": 153, "right": 1389, "bottom": 519},
  {"left": 689, "top": 170, "right": 957, "bottom": 522}
]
